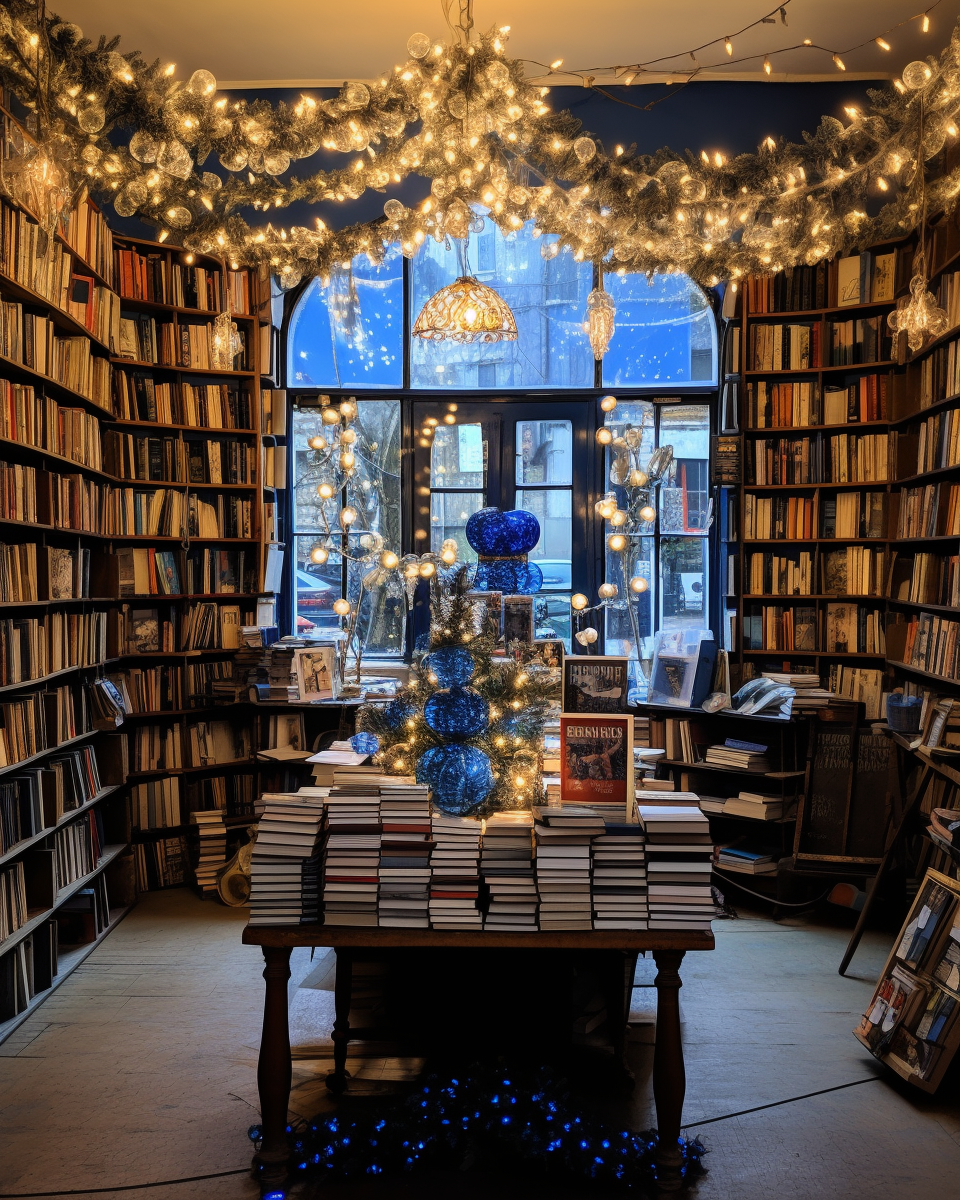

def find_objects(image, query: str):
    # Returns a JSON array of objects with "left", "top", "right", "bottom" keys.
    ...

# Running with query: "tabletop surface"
[{"left": 242, "top": 925, "right": 716, "bottom": 951}]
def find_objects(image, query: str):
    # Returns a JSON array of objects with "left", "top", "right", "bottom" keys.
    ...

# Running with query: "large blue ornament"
[
  {"left": 350, "top": 732, "right": 380, "bottom": 756},
  {"left": 382, "top": 697, "right": 416, "bottom": 730},
  {"left": 466, "top": 507, "right": 540, "bottom": 557},
  {"left": 424, "top": 685, "right": 489, "bottom": 740},
  {"left": 417, "top": 744, "right": 494, "bottom": 814},
  {"left": 424, "top": 646, "right": 475, "bottom": 688},
  {"left": 473, "top": 559, "right": 543, "bottom": 595}
]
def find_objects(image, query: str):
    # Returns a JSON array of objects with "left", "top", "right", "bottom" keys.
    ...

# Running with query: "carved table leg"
[
  {"left": 254, "top": 945, "right": 292, "bottom": 1184},
  {"left": 326, "top": 947, "right": 352, "bottom": 1093},
  {"left": 653, "top": 949, "right": 686, "bottom": 1194},
  {"left": 601, "top": 950, "right": 639, "bottom": 1090}
]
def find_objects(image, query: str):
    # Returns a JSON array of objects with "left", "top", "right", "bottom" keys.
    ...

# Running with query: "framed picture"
[
  {"left": 516, "top": 638, "right": 564, "bottom": 669},
  {"left": 466, "top": 590, "right": 502, "bottom": 641},
  {"left": 559, "top": 713, "right": 633, "bottom": 808},
  {"left": 502, "top": 595, "right": 534, "bottom": 647},
  {"left": 562, "top": 655, "right": 630, "bottom": 713},
  {"left": 295, "top": 646, "right": 339, "bottom": 702}
]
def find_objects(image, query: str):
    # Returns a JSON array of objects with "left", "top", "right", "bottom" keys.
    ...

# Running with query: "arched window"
[
  {"left": 601, "top": 271, "right": 718, "bottom": 388},
  {"left": 286, "top": 244, "right": 403, "bottom": 389}
]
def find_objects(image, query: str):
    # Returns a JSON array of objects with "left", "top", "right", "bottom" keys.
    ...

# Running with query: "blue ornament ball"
[
  {"left": 473, "top": 559, "right": 543, "bottom": 595},
  {"left": 423, "top": 686, "right": 489, "bottom": 739},
  {"left": 424, "top": 646, "right": 475, "bottom": 687},
  {"left": 350, "top": 732, "right": 380, "bottom": 756},
  {"left": 417, "top": 744, "right": 494, "bottom": 814},
  {"left": 382, "top": 697, "right": 416, "bottom": 730},
  {"left": 465, "top": 507, "right": 540, "bottom": 557}
]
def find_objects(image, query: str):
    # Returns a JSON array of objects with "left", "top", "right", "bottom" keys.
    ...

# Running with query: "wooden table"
[{"left": 242, "top": 926, "right": 715, "bottom": 1193}]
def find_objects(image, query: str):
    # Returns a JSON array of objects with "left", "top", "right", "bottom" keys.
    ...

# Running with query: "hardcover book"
[
  {"left": 562, "top": 656, "right": 630, "bottom": 713},
  {"left": 559, "top": 713, "right": 633, "bottom": 810}
]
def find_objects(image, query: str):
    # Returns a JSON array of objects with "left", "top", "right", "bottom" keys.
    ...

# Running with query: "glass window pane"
[
  {"left": 658, "top": 404, "right": 711, "bottom": 533},
  {"left": 516, "top": 420, "right": 572, "bottom": 485},
  {"left": 294, "top": 536, "right": 342, "bottom": 634},
  {"left": 517, "top": 488, "right": 571, "bottom": 590},
  {"left": 431, "top": 423, "right": 485, "bottom": 488},
  {"left": 659, "top": 537, "right": 707, "bottom": 631},
  {"left": 604, "top": 536, "right": 654, "bottom": 655},
  {"left": 602, "top": 273, "right": 718, "bottom": 387},
  {"left": 430, "top": 492, "right": 484, "bottom": 560},
  {"left": 348, "top": 556, "right": 406, "bottom": 658},
  {"left": 534, "top": 594, "right": 571, "bottom": 651},
  {"left": 287, "top": 245, "right": 403, "bottom": 389},
  {"left": 410, "top": 215, "right": 594, "bottom": 390}
]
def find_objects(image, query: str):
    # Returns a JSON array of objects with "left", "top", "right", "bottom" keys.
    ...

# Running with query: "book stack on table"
[
  {"left": 591, "top": 821, "right": 648, "bottom": 930},
  {"left": 533, "top": 806, "right": 602, "bottom": 930},
  {"left": 481, "top": 811, "right": 538, "bottom": 931},
  {"left": 248, "top": 793, "right": 325, "bottom": 925},
  {"left": 378, "top": 782, "right": 432, "bottom": 928},
  {"left": 189, "top": 810, "right": 227, "bottom": 893},
  {"left": 320, "top": 779, "right": 381, "bottom": 927},
  {"left": 429, "top": 815, "right": 482, "bottom": 929},
  {"left": 639, "top": 806, "right": 715, "bottom": 931},
  {"left": 716, "top": 845, "right": 779, "bottom": 874}
]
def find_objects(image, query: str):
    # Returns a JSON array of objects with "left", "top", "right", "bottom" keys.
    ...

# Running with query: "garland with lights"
[
  {"left": 357, "top": 565, "right": 554, "bottom": 816},
  {"left": 248, "top": 1065, "right": 706, "bottom": 1191},
  {"left": 3, "top": 2, "right": 960, "bottom": 290}
]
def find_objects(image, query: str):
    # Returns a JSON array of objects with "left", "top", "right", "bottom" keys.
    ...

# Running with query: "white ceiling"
[{"left": 52, "top": 0, "right": 960, "bottom": 86}]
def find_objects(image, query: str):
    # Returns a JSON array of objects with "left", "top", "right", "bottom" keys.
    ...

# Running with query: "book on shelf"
[
  {"left": 749, "top": 322, "right": 817, "bottom": 370},
  {"left": 821, "top": 546, "right": 888, "bottom": 596},
  {"left": 745, "top": 380, "right": 818, "bottom": 428},
  {"left": 918, "top": 338, "right": 960, "bottom": 408},
  {"left": 827, "top": 664, "right": 885, "bottom": 719},
  {"left": 261, "top": 389, "right": 287, "bottom": 436},
  {"left": 135, "top": 836, "right": 188, "bottom": 890},
  {"left": 742, "top": 603, "right": 818, "bottom": 652},
  {"left": 745, "top": 549, "right": 813, "bottom": 596},
  {"left": 715, "top": 845, "right": 779, "bottom": 873},
  {"left": 915, "top": 408, "right": 960, "bottom": 474},
  {"left": 897, "top": 482, "right": 960, "bottom": 538},
  {"left": 824, "top": 316, "right": 891, "bottom": 366},
  {"left": 820, "top": 491, "right": 888, "bottom": 539},
  {"left": 743, "top": 494, "right": 815, "bottom": 541}
]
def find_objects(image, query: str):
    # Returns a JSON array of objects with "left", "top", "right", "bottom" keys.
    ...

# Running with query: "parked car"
[{"left": 296, "top": 569, "right": 337, "bottom": 630}]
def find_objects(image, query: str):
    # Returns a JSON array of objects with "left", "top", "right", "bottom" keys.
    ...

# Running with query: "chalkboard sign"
[
  {"left": 847, "top": 733, "right": 896, "bottom": 861},
  {"left": 796, "top": 722, "right": 856, "bottom": 859}
]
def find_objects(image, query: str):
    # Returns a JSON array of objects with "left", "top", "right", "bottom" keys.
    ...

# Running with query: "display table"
[{"left": 242, "top": 926, "right": 715, "bottom": 1193}]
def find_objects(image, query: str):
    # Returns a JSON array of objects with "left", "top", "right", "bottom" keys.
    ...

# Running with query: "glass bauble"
[
  {"left": 473, "top": 560, "right": 543, "bottom": 595},
  {"left": 465, "top": 507, "right": 540, "bottom": 557},
  {"left": 382, "top": 697, "right": 417, "bottom": 730},
  {"left": 424, "top": 647, "right": 475, "bottom": 688},
  {"left": 424, "top": 686, "right": 489, "bottom": 740},
  {"left": 157, "top": 139, "right": 193, "bottom": 179},
  {"left": 128, "top": 131, "right": 158, "bottom": 163},
  {"left": 350, "top": 732, "right": 380, "bottom": 757},
  {"left": 417, "top": 744, "right": 494, "bottom": 814}
]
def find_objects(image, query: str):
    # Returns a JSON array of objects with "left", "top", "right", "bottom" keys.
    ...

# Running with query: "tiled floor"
[{"left": 1, "top": 889, "right": 958, "bottom": 1199}]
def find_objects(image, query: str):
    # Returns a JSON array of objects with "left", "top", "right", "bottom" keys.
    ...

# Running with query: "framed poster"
[
  {"left": 502, "top": 595, "right": 534, "bottom": 646},
  {"left": 559, "top": 713, "right": 633, "bottom": 808},
  {"left": 295, "top": 646, "right": 339, "bottom": 702},
  {"left": 562, "top": 655, "right": 630, "bottom": 713}
]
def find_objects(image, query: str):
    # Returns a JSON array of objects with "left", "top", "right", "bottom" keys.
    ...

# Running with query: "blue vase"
[
  {"left": 424, "top": 646, "right": 476, "bottom": 688},
  {"left": 424, "top": 686, "right": 490, "bottom": 740},
  {"left": 466, "top": 507, "right": 540, "bottom": 557},
  {"left": 417, "top": 744, "right": 494, "bottom": 814},
  {"left": 473, "top": 560, "right": 543, "bottom": 595}
]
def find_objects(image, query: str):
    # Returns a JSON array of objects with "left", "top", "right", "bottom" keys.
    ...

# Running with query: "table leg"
[
  {"left": 653, "top": 949, "right": 686, "bottom": 1194},
  {"left": 254, "top": 945, "right": 292, "bottom": 1184},
  {"left": 326, "top": 947, "right": 352, "bottom": 1094}
]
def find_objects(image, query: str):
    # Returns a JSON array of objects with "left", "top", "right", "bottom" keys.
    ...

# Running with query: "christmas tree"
[{"left": 358, "top": 565, "right": 555, "bottom": 816}]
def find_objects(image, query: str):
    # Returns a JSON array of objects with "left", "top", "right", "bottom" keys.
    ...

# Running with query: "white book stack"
[
  {"left": 533, "top": 806, "right": 603, "bottom": 930},
  {"left": 639, "top": 805, "right": 715, "bottom": 931},
  {"left": 189, "top": 810, "right": 227, "bottom": 893},
  {"left": 481, "top": 811, "right": 537, "bottom": 931},
  {"left": 591, "top": 821, "right": 648, "bottom": 930},
  {"left": 429, "top": 815, "right": 482, "bottom": 928},
  {"left": 378, "top": 782, "right": 432, "bottom": 928},
  {"left": 248, "top": 793, "right": 325, "bottom": 925},
  {"left": 321, "top": 778, "right": 381, "bottom": 927}
]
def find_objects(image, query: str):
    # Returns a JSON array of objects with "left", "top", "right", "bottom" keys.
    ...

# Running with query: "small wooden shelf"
[{"left": 110, "top": 357, "right": 255, "bottom": 378}]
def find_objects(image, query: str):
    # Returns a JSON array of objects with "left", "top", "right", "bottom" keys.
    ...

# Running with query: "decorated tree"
[{"left": 358, "top": 563, "right": 555, "bottom": 816}]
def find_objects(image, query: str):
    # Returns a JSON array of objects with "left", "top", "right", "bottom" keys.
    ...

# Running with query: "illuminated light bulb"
[
  {"left": 440, "top": 546, "right": 458, "bottom": 565},
  {"left": 340, "top": 451, "right": 356, "bottom": 470},
  {"left": 875, "top": 37, "right": 891, "bottom": 50},
  {"left": 310, "top": 545, "right": 329, "bottom": 564},
  {"left": 317, "top": 482, "right": 335, "bottom": 499},
  {"left": 878, "top": 177, "right": 889, "bottom": 191},
  {"left": 725, "top": 38, "right": 733, "bottom": 55},
  {"left": 443, "top": 414, "right": 456, "bottom": 424},
  {"left": 333, "top": 598, "right": 351, "bottom": 616},
  {"left": 894, "top": 79, "right": 907, "bottom": 93},
  {"left": 308, "top": 436, "right": 325, "bottom": 450},
  {"left": 550, "top": 58, "right": 564, "bottom": 70},
  {"left": 515, "top": 775, "right": 526, "bottom": 788},
  {"left": 426, "top": 417, "right": 439, "bottom": 427},
  {"left": 427, "top": 672, "right": 439, "bottom": 684},
  {"left": 340, "top": 399, "right": 357, "bottom": 419},
  {"left": 380, "top": 550, "right": 400, "bottom": 570},
  {"left": 949, "top": 124, "right": 959, "bottom": 138},
  {"left": 575, "top": 627, "right": 599, "bottom": 646},
  {"left": 639, "top": 504, "right": 657, "bottom": 523},
  {"left": 495, "top": 736, "right": 506, "bottom": 747},
  {"left": 571, "top": 593, "right": 589, "bottom": 611},
  {"left": 598, "top": 583, "right": 618, "bottom": 600},
  {"left": 628, "top": 469, "right": 649, "bottom": 488},
  {"left": 922, "top": 13, "right": 930, "bottom": 32},
  {"left": 321, "top": 407, "right": 340, "bottom": 425},
  {"left": 516, "top": 672, "right": 528, "bottom": 686},
  {"left": 418, "top": 560, "right": 436, "bottom": 578},
  {"left": 763, "top": 56, "right": 772, "bottom": 76},
  {"left": 511, "top": 700, "right": 521, "bottom": 709},
  {"left": 340, "top": 427, "right": 357, "bottom": 444},
  {"left": 339, "top": 505, "right": 358, "bottom": 525},
  {"left": 600, "top": 395, "right": 618, "bottom": 412},
  {"left": 629, "top": 575, "right": 649, "bottom": 594},
  {"left": 832, "top": 54, "right": 846, "bottom": 71},
  {"left": 607, "top": 533, "right": 627, "bottom": 552},
  {"left": 395, "top": 757, "right": 405, "bottom": 769},
  {"left": 597, "top": 499, "right": 618, "bottom": 521},
  {"left": 610, "top": 509, "right": 628, "bottom": 527},
  {"left": 596, "top": 428, "right": 613, "bottom": 446}
]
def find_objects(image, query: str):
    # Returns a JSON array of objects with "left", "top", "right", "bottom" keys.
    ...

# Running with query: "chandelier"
[{"left": 413, "top": 274, "right": 517, "bottom": 343}]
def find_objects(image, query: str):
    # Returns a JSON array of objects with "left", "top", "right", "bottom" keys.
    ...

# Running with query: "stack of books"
[
  {"left": 533, "top": 806, "right": 602, "bottom": 930},
  {"left": 704, "top": 739, "right": 770, "bottom": 773},
  {"left": 591, "top": 820, "right": 648, "bottom": 929},
  {"left": 762, "top": 672, "right": 833, "bottom": 710},
  {"left": 481, "top": 811, "right": 537, "bottom": 931},
  {"left": 189, "top": 810, "right": 227, "bottom": 893},
  {"left": 639, "top": 806, "right": 715, "bottom": 931},
  {"left": 320, "top": 779, "right": 381, "bottom": 927},
  {"left": 428, "top": 815, "right": 482, "bottom": 928},
  {"left": 720, "top": 791, "right": 785, "bottom": 820},
  {"left": 248, "top": 793, "right": 325, "bottom": 925},
  {"left": 716, "top": 845, "right": 779, "bottom": 874},
  {"left": 378, "top": 781, "right": 432, "bottom": 928}
]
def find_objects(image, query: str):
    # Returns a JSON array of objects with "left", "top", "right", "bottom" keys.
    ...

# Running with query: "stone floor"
[{"left": 0, "top": 888, "right": 958, "bottom": 1199}]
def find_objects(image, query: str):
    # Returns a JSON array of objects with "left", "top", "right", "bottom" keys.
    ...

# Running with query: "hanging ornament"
[
  {"left": 584, "top": 285, "right": 616, "bottom": 360},
  {"left": 888, "top": 270, "right": 949, "bottom": 351},
  {"left": 211, "top": 311, "right": 243, "bottom": 369},
  {"left": 413, "top": 275, "right": 517, "bottom": 343}
]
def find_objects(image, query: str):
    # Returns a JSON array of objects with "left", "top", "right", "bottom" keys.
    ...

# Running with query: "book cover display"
[
  {"left": 559, "top": 714, "right": 634, "bottom": 812},
  {"left": 562, "top": 656, "right": 630, "bottom": 713}
]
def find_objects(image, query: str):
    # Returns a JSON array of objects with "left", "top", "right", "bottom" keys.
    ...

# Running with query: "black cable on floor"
[
  {"left": 0, "top": 1168, "right": 251, "bottom": 1197},
  {"left": 713, "top": 869, "right": 832, "bottom": 908},
  {"left": 682, "top": 1075, "right": 880, "bottom": 1129}
]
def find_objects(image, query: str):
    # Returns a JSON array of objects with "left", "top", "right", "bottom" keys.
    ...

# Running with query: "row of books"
[
  {"left": 745, "top": 550, "right": 813, "bottom": 596},
  {"left": 742, "top": 602, "right": 885, "bottom": 654},
  {"left": 748, "top": 317, "right": 892, "bottom": 371},
  {"left": 0, "top": 300, "right": 111, "bottom": 406},
  {"left": 0, "top": 683, "right": 87, "bottom": 768},
  {"left": 108, "top": 662, "right": 240, "bottom": 713},
  {"left": 181, "top": 602, "right": 254, "bottom": 650},
  {"left": 0, "top": 860, "right": 26, "bottom": 942},
  {"left": 743, "top": 494, "right": 815, "bottom": 541},
  {"left": 896, "top": 612, "right": 960, "bottom": 681},
  {"left": 914, "top": 408, "right": 960, "bottom": 475},
  {"left": 102, "top": 432, "right": 255, "bottom": 484},
  {"left": 890, "top": 552, "right": 960, "bottom": 608},
  {"left": 743, "top": 376, "right": 890, "bottom": 429},
  {"left": 744, "top": 546, "right": 888, "bottom": 596},
  {"left": 111, "top": 372, "right": 253, "bottom": 429},
  {"left": 0, "top": 744, "right": 104, "bottom": 857},
  {"left": 918, "top": 338, "right": 960, "bottom": 410},
  {"left": 116, "top": 547, "right": 254, "bottom": 598},
  {"left": 0, "top": 386, "right": 102, "bottom": 471},
  {"left": 741, "top": 251, "right": 900, "bottom": 314},
  {"left": 0, "top": 612, "right": 108, "bottom": 684},
  {"left": 822, "top": 491, "right": 889, "bottom": 539},
  {"left": 53, "top": 808, "right": 103, "bottom": 889},
  {"left": 59, "top": 193, "right": 114, "bottom": 287},
  {"left": 0, "top": 462, "right": 39, "bottom": 524},
  {"left": 897, "top": 482, "right": 960, "bottom": 538},
  {"left": 131, "top": 777, "right": 180, "bottom": 829},
  {"left": 134, "top": 836, "right": 187, "bottom": 890},
  {"left": 826, "top": 664, "right": 886, "bottom": 719},
  {"left": 116, "top": 314, "right": 248, "bottom": 372},
  {"left": 114, "top": 247, "right": 251, "bottom": 315},
  {"left": 105, "top": 488, "right": 253, "bottom": 539},
  {"left": 747, "top": 433, "right": 893, "bottom": 484}
]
